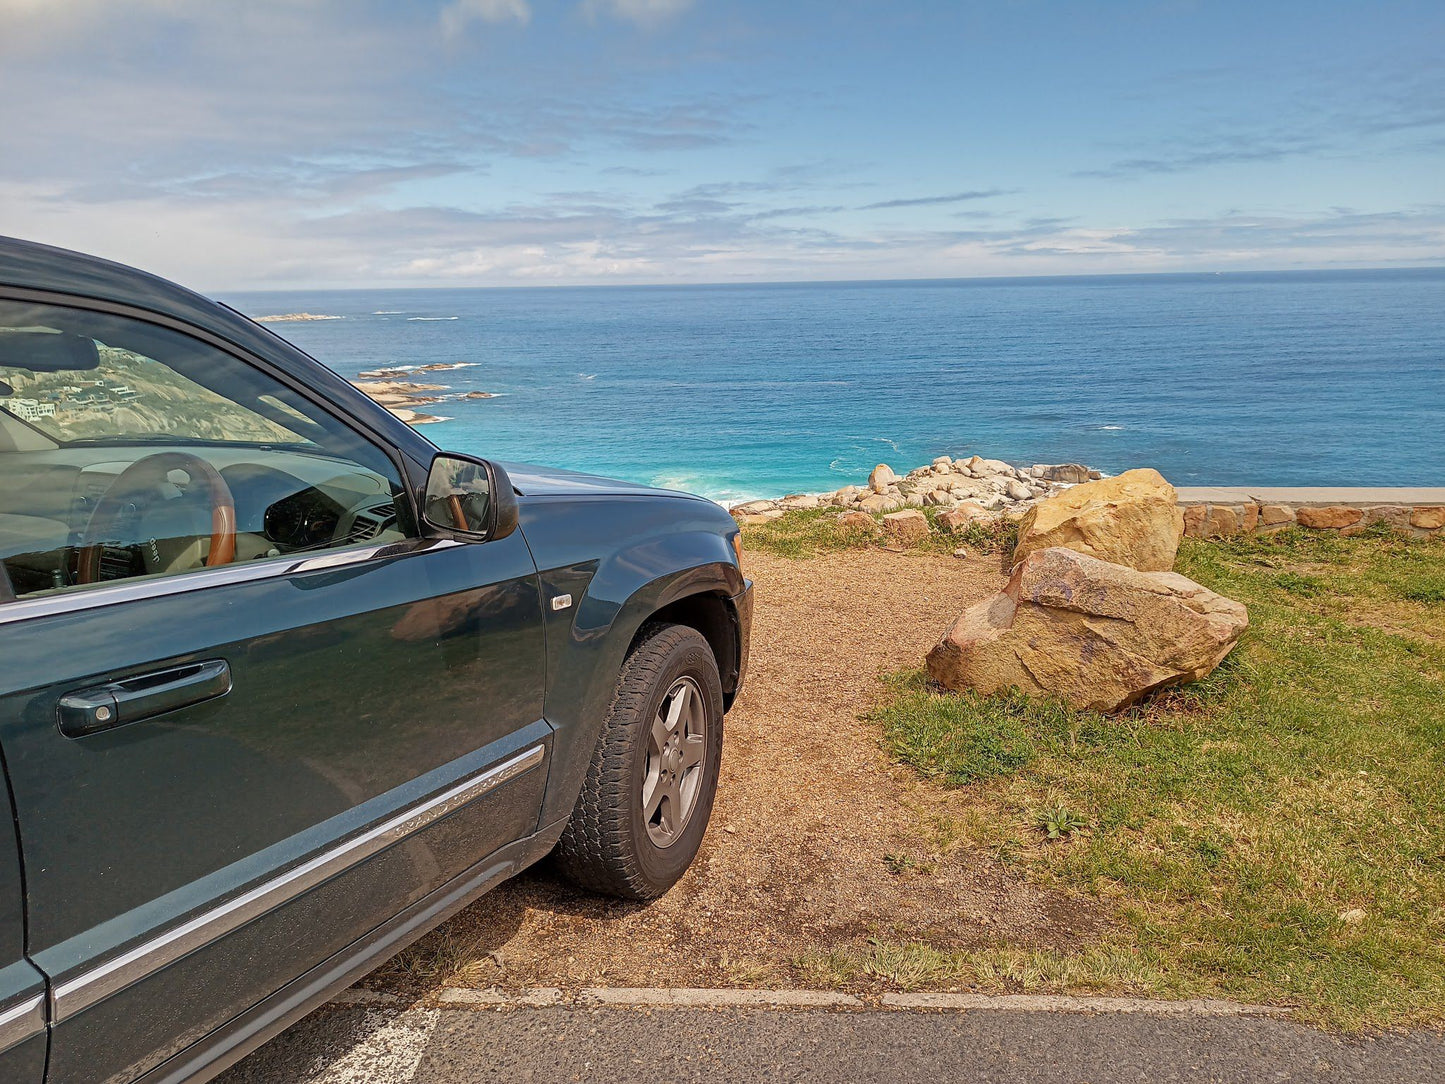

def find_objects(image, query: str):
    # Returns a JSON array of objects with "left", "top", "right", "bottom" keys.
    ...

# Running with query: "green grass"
[
  {"left": 861, "top": 527, "right": 1445, "bottom": 1030},
  {"left": 742, "top": 505, "right": 1018, "bottom": 559}
]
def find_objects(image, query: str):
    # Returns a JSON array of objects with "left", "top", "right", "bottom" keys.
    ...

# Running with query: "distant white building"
[{"left": 9, "top": 398, "right": 56, "bottom": 421}]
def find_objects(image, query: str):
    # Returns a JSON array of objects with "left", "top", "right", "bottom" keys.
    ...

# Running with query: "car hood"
[{"left": 501, "top": 461, "right": 702, "bottom": 502}]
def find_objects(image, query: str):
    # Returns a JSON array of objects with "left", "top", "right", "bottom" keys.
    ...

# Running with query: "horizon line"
[{"left": 220, "top": 264, "right": 1445, "bottom": 296}]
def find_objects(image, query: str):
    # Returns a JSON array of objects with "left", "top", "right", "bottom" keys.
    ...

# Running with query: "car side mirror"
[{"left": 422, "top": 453, "right": 518, "bottom": 542}]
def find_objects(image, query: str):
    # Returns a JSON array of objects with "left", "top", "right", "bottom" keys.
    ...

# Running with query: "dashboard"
[{"left": 262, "top": 487, "right": 347, "bottom": 551}]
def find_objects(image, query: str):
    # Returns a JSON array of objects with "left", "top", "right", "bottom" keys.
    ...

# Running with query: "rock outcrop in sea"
[{"left": 349, "top": 364, "right": 496, "bottom": 425}]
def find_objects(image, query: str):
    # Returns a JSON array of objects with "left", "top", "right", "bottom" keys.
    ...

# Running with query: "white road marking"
[{"left": 303, "top": 1009, "right": 440, "bottom": 1084}]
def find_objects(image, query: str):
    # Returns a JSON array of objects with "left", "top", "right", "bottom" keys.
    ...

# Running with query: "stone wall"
[{"left": 1176, "top": 487, "right": 1445, "bottom": 539}]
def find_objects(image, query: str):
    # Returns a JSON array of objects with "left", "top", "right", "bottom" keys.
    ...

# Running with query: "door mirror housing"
[{"left": 421, "top": 454, "right": 518, "bottom": 542}]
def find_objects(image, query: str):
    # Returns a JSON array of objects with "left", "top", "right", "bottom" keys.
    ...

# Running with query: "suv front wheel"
[{"left": 552, "top": 623, "right": 724, "bottom": 899}]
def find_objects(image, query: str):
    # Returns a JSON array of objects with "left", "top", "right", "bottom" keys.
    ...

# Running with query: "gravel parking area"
[{"left": 372, "top": 548, "right": 1105, "bottom": 996}]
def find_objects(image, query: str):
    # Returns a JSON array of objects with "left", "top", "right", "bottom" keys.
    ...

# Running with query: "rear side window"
[{"left": 0, "top": 299, "right": 412, "bottom": 599}]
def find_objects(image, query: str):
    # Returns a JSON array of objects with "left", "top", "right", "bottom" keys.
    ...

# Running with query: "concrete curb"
[
  {"left": 878, "top": 992, "right": 1286, "bottom": 1016},
  {"left": 340, "top": 987, "right": 1289, "bottom": 1018},
  {"left": 579, "top": 988, "right": 865, "bottom": 1008},
  {"left": 1176, "top": 487, "right": 1445, "bottom": 507},
  {"left": 439, "top": 987, "right": 565, "bottom": 1007}
]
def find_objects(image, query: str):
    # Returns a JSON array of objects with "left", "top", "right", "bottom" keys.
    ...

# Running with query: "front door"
[
  {"left": 0, "top": 764, "right": 45, "bottom": 1083},
  {"left": 0, "top": 297, "right": 549, "bottom": 1083}
]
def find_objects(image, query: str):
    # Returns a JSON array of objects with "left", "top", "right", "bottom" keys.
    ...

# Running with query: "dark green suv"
[{"left": 0, "top": 237, "right": 752, "bottom": 1084}]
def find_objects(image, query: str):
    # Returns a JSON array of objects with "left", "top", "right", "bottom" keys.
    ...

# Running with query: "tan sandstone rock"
[
  {"left": 1035, "top": 463, "right": 1091, "bottom": 484},
  {"left": 778, "top": 493, "right": 821, "bottom": 510},
  {"left": 1185, "top": 504, "right": 1243, "bottom": 539},
  {"left": 1013, "top": 468, "right": 1183, "bottom": 572},
  {"left": 835, "top": 510, "right": 878, "bottom": 531},
  {"left": 1364, "top": 506, "right": 1411, "bottom": 530},
  {"left": 731, "top": 499, "right": 777, "bottom": 517},
  {"left": 1259, "top": 504, "right": 1295, "bottom": 526},
  {"left": 868, "top": 464, "right": 898, "bottom": 494},
  {"left": 1297, "top": 506, "right": 1362, "bottom": 530},
  {"left": 859, "top": 493, "right": 902, "bottom": 514},
  {"left": 926, "top": 547, "right": 1248, "bottom": 713},
  {"left": 1411, "top": 506, "right": 1445, "bottom": 530},
  {"left": 936, "top": 502, "right": 990, "bottom": 532},
  {"left": 882, "top": 509, "right": 929, "bottom": 546}
]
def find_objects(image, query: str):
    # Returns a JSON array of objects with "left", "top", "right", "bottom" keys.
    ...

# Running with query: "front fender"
[{"left": 515, "top": 495, "right": 745, "bottom": 827}]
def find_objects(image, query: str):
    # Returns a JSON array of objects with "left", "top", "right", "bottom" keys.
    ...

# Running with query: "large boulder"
[
  {"left": 1034, "top": 463, "right": 1091, "bottom": 484},
  {"left": 937, "top": 502, "right": 990, "bottom": 532},
  {"left": 836, "top": 510, "right": 879, "bottom": 531},
  {"left": 926, "top": 547, "right": 1247, "bottom": 713},
  {"left": 882, "top": 509, "right": 929, "bottom": 546},
  {"left": 868, "top": 463, "right": 898, "bottom": 494},
  {"left": 859, "top": 492, "right": 902, "bottom": 514},
  {"left": 1013, "top": 468, "right": 1183, "bottom": 572}
]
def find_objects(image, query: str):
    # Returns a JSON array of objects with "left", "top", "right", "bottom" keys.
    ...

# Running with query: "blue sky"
[{"left": 1, "top": 0, "right": 1441, "bottom": 289}]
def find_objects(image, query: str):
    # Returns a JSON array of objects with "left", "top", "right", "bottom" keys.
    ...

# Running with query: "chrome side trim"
[
  {"left": 0, "top": 993, "right": 45, "bottom": 1056},
  {"left": 50, "top": 743, "right": 547, "bottom": 1023},
  {"left": 0, "top": 538, "right": 466, "bottom": 628}
]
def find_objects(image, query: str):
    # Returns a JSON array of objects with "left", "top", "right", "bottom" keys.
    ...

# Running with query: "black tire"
[{"left": 552, "top": 623, "right": 724, "bottom": 900}]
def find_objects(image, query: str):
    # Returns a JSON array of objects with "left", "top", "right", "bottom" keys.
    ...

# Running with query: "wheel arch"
[
  {"left": 627, "top": 589, "right": 741, "bottom": 710},
  {"left": 533, "top": 534, "right": 745, "bottom": 829}
]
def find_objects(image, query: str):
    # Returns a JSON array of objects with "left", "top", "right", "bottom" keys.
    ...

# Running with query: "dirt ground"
[{"left": 377, "top": 548, "right": 1108, "bottom": 995}]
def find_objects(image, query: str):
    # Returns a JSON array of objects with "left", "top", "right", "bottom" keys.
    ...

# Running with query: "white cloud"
[
  {"left": 0, "top": 0, "right": 190, "bottom": 55},
  {"left": 581, "top": 0, "right": 693, "bottom": 28},
  {"left": 440, "top": 0, "right": 531, "bottom": 37}
]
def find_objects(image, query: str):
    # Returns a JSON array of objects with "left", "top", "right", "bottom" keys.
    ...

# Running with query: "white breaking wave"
[
  {"left": 648, "top": 472, "right": 774, "bottom": 504},
  {"left": 372, "top": 310, "right": 405, "bottom": 315},
  {"left": 407, "top": 316, "right": 459, "bottom": 321},
  {"left": 1097, "top": 425, "right": 1125, "bottom": 431}
]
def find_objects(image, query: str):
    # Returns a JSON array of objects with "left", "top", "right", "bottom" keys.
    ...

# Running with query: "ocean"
[{"left": 226, "top": 270, "right": 1445, "bottom": 503}]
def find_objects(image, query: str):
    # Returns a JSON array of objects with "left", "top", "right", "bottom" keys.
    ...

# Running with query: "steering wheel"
[{"left": 77, "top": 452, "right": 238, "bottom": 585}]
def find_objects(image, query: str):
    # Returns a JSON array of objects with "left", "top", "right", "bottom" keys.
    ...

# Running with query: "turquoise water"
[{"left": 227, "top": 270, "right": 1445, "bottom": 502}]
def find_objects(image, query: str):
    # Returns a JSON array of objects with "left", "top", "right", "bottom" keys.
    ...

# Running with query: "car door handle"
[{"left": 57, "top": 659, "right": 232, "bottom": 738}]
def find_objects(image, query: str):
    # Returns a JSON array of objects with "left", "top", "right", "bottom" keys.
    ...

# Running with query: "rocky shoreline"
[
  {"left": 730, "top": 457, "right": 1445, "bottom": 543},
  {"left": 729, "top": 455, "right": 1102, "bottom": 527}
]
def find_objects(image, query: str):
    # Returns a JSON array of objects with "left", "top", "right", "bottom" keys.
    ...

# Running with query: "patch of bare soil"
[{"left": 377, "top": 549, "right": 1110, "bottom": 995}]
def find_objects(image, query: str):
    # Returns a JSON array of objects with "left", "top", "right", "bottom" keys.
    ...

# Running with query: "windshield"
[{"left": 0, "top": 328, "right": 311, "bottom": 446}]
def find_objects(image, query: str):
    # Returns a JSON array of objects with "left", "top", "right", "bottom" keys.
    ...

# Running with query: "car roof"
[{"left": 0, "top": 234, "right": 227, "bottom": 327}]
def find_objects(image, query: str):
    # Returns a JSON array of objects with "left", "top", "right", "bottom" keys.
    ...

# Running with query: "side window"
[{"left": 0, "top": 299, "right": 413, "bottom": 599}]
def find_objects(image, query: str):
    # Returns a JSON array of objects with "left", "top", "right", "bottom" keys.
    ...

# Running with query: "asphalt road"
[{"left": 219, "top": 1002, "right": 1444, "bottom": 1084}]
